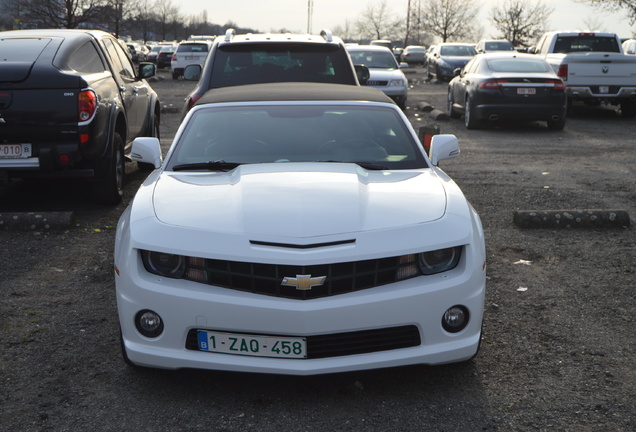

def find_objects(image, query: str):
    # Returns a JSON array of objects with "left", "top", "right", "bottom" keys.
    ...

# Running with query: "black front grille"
[
  {"left": 184, "top": 256, "right": 412, "bottom": 300},
  {"left": 366, "top": 80, "right": 388, "bottom": 86},
  {"left": 186, "top": 325, "right": 421, "bottom": 359}
]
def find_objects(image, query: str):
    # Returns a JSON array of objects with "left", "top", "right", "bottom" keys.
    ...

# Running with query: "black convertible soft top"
[{"left": 195, "top": 82, "right": 394, "bottom": 106}]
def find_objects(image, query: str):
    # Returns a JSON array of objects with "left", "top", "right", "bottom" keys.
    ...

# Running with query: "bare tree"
[
  {"left": 129, "top": 0, "right": 156, "bottom": 42},
  {"left": 155, "top": 0, "right": 181, "bottom": 40},
  {"left": 490, "top": 0, "right": 553, "bottom": 47},
  {"left": 577, "top": 0, "right": 636, "bottom": 25},
  {"left": 355, "top": 0, "right": 397, "bottom": 40},
  {"left": 581, "top": 14, "right": 606, "bottom": 32},
  {"left": 21, "top": 0, "right": 107, "bottom": 29},
  {"left": 421, "top": 0, "right": 479, "bottom": 42},
  {"left": 332, "top": 20, "right": 357, "bottom": 43}
]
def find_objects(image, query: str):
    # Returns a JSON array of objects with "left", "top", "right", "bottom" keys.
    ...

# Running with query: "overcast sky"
[{"left": 177, "top": 0, "right": 634, "bottom": 41}]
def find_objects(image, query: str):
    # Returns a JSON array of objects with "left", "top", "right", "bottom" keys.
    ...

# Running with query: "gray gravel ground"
[{"left": 1, "top": 68, "right": 635, "bottom": 431}]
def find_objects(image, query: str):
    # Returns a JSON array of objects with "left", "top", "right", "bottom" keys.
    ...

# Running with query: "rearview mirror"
[
  {"left": 131, "top": 137, "right": 162, "bottom": 169},
  {"left": 138, "top": 63, "right": 156, "bottom": 79},
  {"left": 429, "top": 134, "right": 460, "bottom": 166},
  {"left": 354, "top": 64, "right": 370, "bottom": 85},
  {"left": 184, "top": 64, "right": 202, "bottom": 81}
]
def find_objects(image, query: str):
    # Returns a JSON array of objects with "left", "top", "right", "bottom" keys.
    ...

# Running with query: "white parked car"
[
  {"left": 115, "top": 82, "right": 486, "bottom": 375},
  {"left": 347, "top": 45, "right": 409, "bottom": 109},
  {"left": 171, "top": 40, "right": 211, "bottom": 79}
]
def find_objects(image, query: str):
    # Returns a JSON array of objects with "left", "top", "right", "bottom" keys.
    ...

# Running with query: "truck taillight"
[
  {"left": 557, "top": 64, "right": 568, "bottom": 81},
  {"left": 78, "top": 90, "right": 97, "bottom": 122}
]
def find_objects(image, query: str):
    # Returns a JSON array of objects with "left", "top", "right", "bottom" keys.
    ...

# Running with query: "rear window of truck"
[{"left": 553, "top": 36, "right": 620, "bottom": 53}]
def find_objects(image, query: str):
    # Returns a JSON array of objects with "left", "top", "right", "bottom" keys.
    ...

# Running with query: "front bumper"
[{"left": 116, "top": 248, "right": 486, "bottom": 375}]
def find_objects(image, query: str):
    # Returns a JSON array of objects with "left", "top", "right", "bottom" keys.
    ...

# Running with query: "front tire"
[{"left": 93, "top": 133, "right": 125, "bottom": 205}]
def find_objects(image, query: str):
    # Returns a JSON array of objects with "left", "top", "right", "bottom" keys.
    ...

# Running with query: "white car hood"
[{"left": 151, "top": 163, "right": 447, "bottom": 237}]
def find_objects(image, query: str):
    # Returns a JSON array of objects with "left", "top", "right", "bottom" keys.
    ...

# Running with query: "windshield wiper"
[
  {"left": 354, "top": 162, "right": 390, "bottom": 170},
  {"left": 172, "top": 160, "right": 243, "bottom": 172},
  {"left": 314, "top": 160, "right": 390, "bottom": 170}
]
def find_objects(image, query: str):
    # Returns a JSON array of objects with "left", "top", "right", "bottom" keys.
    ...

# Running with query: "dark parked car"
[
  {"left": 0, "top": 29, "right": 161, "bottom": 204},
  {"left": 447, "top": 52, "right": 567, "bottom": 130},
  {"left": 475, "top": 39, "right": 515, "bottom": 54},
  {"left": 427, "top": 43, "right": 477, "bottom": 80},
  {"left": 182, "top": 29, "right": 364, "bottom": 113},
  {"left": 157, "top": 45, "right": 176, "bottom": 68},
  {"left": 401, "top": 45, "right": 427, "bottom": 65}
]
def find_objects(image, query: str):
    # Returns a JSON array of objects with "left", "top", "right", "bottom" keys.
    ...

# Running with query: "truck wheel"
[
  {"left": 93, "top": 133, "right": 125, "bottom": 205},
  {"left": 620, "top": 100, "right": 636, "bottom": 118}
]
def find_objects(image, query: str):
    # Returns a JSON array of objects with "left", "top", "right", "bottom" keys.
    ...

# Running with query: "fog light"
[
  {"left": 442, "top": 306, "right": 469, "bottom": 333},
  {"left": 135, "top": 310, "right": 164, "bottom": 338}
]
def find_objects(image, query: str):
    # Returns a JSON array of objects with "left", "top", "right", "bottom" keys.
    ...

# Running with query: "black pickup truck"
[{"left": 0, "top": 29, "right": 161, "bottom": 204}]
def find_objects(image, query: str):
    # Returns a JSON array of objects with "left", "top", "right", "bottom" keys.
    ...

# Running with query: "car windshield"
[
  {"left": 440, "top": 45, "right": 477, "bottom": 56},
  {"left": 167, "top": 104, "right": 428, "bottom": 170},
  {"left": 178, "top": 43, "right": 209, "bottom": 53},
  {"left": 348, "top": 50, "right": 398, "bottom": 69},
  {"left": 209, "top": 44, "right": 353, "bottom": 87},
  {"left": 484, "top": 41, "right": 514, "bottom": 51},
  {"left": 487, "top": 58, "right": 551, "bottom": 73}
]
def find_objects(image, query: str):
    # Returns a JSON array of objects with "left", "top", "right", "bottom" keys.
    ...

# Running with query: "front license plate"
[
  {"left": 0, "top": 143, "right": 32, "bottom": 158},
  {"left": 517, "top": 88, "right": 536, "bottom": 95},
  {"left": 197, "top": 330, "right": 307, "bottom": 359},
  {"left": 599, "top": 86, "right": 609, "bottom": 94}
]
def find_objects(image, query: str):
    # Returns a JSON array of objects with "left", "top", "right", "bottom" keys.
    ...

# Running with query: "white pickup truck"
[{"left": 529, "top": 31, "right": 636, "bottom": 117}]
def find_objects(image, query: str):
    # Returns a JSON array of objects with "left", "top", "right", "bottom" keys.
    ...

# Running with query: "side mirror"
[
  {"left": 131, "top": 137, "right": 162, "bottom": 169},
  {"left": 138, "top": 62, "right": 156, "bottom": 79},
  {"left": 354, "top": 64, "right": 370, "bottom": 85},
  {"left": 429, "top": 134, "right": 460, "bottom": 166},
  {"left": 399, "top": 62, "right": 409, "bottom": 68},
  {"left": 527, "top": 46, "right": 536, "bottom": 54},
  {"left": 453, "top": 68, "right": 462, "bottom": 77},
  {"left": 184, "top": 64, "right": 202, "bottom": 81}
]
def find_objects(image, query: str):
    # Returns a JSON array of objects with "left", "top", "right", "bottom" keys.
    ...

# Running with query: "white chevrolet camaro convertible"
[{"left": 114, "top": 82, "right": 486, "bottom": 375}]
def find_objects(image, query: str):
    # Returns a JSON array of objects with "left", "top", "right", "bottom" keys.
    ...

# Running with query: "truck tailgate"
[
  {"left": 557, "top": 53, "right": 636, "bottom": 85},
  {"left": 0, "top": 88, "right": 79, "bottom": 143}
]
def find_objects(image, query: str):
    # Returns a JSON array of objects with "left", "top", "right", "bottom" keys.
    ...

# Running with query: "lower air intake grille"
[{"left": 186, "top": 325, "right": 421, "bottom": 359}]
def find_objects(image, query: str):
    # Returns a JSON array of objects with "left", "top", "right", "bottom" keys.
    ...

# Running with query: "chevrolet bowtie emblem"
[{"left": 281, "top": 274, "right": 326, "bottom": 290}]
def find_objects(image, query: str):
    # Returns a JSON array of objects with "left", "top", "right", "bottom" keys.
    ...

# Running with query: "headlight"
[
  {"left": 389, "top": 79, "right": 405, "bottom": 87},
  {"left": 418, "top": 247, "right": 461, "bottom": 275},
  {"left": 397, "top": 246, "right": 462, "bottom": 280},
  {"left": 141, "top": 250, "right": 186, "bottom": 278}
]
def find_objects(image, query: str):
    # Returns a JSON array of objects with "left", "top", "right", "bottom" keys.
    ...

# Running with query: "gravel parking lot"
[{"left": 1, "top": 67, "right": 635, "bottom": 431}]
